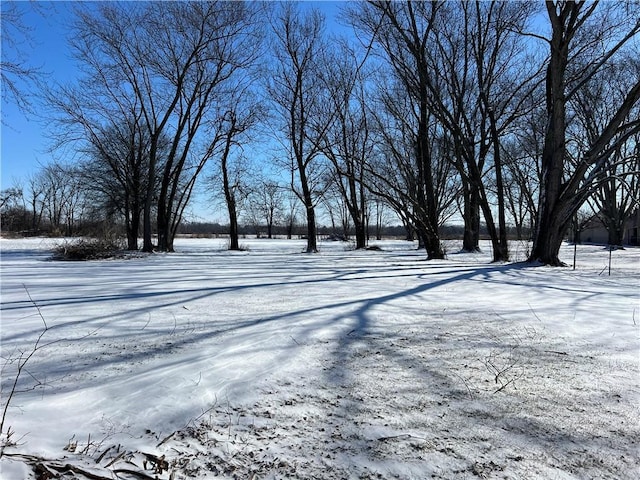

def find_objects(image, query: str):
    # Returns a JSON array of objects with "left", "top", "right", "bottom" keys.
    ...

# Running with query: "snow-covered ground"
[{"left": 1, "top": 237, "right": 638, "bottom": 479}]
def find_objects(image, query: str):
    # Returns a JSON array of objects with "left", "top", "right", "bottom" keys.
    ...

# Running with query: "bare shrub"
[{"left": 52, "top": 237, "right": 127, "bottom": 261}]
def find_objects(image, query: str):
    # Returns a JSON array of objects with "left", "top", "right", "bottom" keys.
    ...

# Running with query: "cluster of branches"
[
  {"left": 30, "top": 2, "right": 262, "bottom": 252},
  {"left": 0, "top": 161, "right": 88, "bottom": 236},
  {"left": 348, "top": 1, "right": 640, "bottom": 263},
  {"left": 3, "top": 1, "right": 639, "bottom": 264}
]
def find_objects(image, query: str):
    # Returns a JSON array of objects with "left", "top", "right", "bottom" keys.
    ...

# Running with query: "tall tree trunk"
[
  {"left": 604, "top": 214, "right": 624, "bottom": 247},
  {"left": 354, "top": 221, "right": 366, "bottom": 249},
  {"left": 304, "top": 202, "right": 318, "bottom": 252},
  {"left": 221, "top": 119, "right": 240, "bottom": 251},
  {"left": 416, "top": 96, "right": 445, "bottom": 260},
  {"left": 489, "top": 108, "right": 509, "bottom": 262},
  {"left": 227, "top": 200, "right": 239, "bottom": 250},
  {"left": 297, "top": 154, "right": 318, "bottom": 252},
  {"left": 533, "top": 84, "right": 575, "bottom": 270},
  {"left": 156, "top": 175, "right": 171, "bottom": 253},
  {"left": 156, "top": 203, "right": 173, "bottom": 252},
  {"left": 528, "top": 3, "right": 570, "bottom": 266},
  {"left": 142, "top": 140, "right": 158, "bottom": 253},
  {"left": 462, "top": 184, "right": 481, "bottom": 252},
  {"left": 287, "top": 218, "right": 293, "bottom": 240},
  {"left": 267, "top": 214, "right": 273, "bottom": 239},
  {"left": 126, "top": 205, "right": 138, "bottom": 251},
  {"left": 347, "top": 178, "right": 367, "bottom": 249}
]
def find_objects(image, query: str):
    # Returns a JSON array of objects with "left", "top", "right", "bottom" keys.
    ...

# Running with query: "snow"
[{"left": 1, "top": 237, "right": 639, "bottom": 479}]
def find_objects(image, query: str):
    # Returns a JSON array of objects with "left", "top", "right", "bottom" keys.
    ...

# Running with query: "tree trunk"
[
  {"left": 530, "top": 215, "right": 568, "bottom": 266},
  {"left": 304, "top": 203, "right": 318, "bottom": 253},
  {"left": 156, "top": 203, "right": 173, "bottom": 252},
  {"left": 528, "top": 3, "right": 570, "bottom": 266},
  {"left": 416, "top": 94, "right": 445, "bottom": 260},
  {"left": 221, "top": 121, "right": 240, "bottom": 251},
  {"left": 127, "top": 208, "right": 139, "bottom": 251},
  {"left": 605, "top": 217, "right": 624, "bottom": 247},
  {"left": 529, "top": 2, "right": 595, "bottom": 265},
  {"left": 298, "top": 160, "right": 318, "bottom": 252},
  {"left": 228, "top": 201, "right": 239, "bottom": 250},
  {"left": 287, "top": 219, "right": 293, "bottom": 240},
  {"left": 424, "top": 234, "right": 443, "bottom": 260},
  {"left": 142, "top": 140, "right": 158, "bottom": 253},
  {"left": 354, "top": 221, "right": 366, "bottom": 249},
  {"left": 462, "top": 184, "right": 481, "bottom": 252},
  {"left": 489, "top": 108, "right": 509, "bottom": 262}
]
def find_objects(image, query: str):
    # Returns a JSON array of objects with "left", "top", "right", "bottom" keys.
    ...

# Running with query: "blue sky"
[
  {"left": 1, "top": 1, "right": 346, "bottom": 197},
  {"left": 1, "top": 1, "right": 74, "bottom": 190}
]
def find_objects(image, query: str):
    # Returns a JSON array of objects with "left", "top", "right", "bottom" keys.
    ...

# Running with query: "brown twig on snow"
[{"left": 0, "top": 286, "right": 50, "bottom": 445}]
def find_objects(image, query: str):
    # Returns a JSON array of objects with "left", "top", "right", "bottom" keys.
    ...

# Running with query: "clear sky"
[
  {"left": 1, "top": 1, "right": 75, "bottom": 191},
  {"left": 1, "top": 1, "right": 346, "bottom": 199}
]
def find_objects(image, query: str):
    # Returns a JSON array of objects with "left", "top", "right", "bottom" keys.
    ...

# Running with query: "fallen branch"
[
  {"left": 377, "top": 433, "right": 428, "bottom": 442},
  {"left": 4, "top": 453, "right": 114, "bottom": 480},
  {"left": 112, "top": 468, "right": 158, "bottom": 480}
]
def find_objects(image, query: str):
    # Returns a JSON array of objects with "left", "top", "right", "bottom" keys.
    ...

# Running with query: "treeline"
[
  {"left": 1, "top": 1, "right": 638, "bottom": 265},
  {"left": 176, "top": 222, "right": 516, "bottom": 241}
]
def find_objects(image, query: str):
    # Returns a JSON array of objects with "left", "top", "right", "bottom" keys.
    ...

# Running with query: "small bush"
[{"left": 52, "top": 238, "right": 127, "bottom": 261}]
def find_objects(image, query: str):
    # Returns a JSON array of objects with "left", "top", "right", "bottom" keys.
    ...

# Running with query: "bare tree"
[
  {"left": 66, "top": 1, "right": 262, "bottom": 252},
  {"left": 30, "top": 161, "right": 85, "bottom": 235},
  {"left": 267, "top": 3, "right": 333, "bottom": 253},
  {"left": 246, "top": 179, "right": 285, "bottom": 239},
  {"left": 0, "top": 187, "right": 22, "bottom": 211},
  {"left": 500, "top": 91, "right": 546, "bottom": 240},
  {"left": 501, "top": 138, "right": 540, "bottom": 241},
  {"left": 0, "top": 1, "right": 44, "bottom": 116},
  {"left": 529, "top": 1, "right": 640, "bottom": 265},
  {"left": 350, "top": 1, "right": 448, "bottom": 259},
  {"left": 79, "top": 119, "right": 166, "bottom": 250},
  {"left": 321, "top": 174, "right": 353, "bottom": 240},
  {"left": 591, "top": 140, "right": 640, "bottom": 246},
  {"left": 25, "top": 173, "right": 46, "bottom": 232},
  {"left": 572, "top": 61, "right": 640, "bottom": 247},
  {"left": 319, "top": 41, "right": 373, "bottom": 249},
  {"left": 0, "top": 185, "right": 28, "bottom": 232},
  {"left": 218, "top": 120, "right": 245, "bottom": 251},
  {"left": 216, "top": 102, "right": 263, "bottom": 249},
  {"left": 369, "top": 196, "right": 391, "bottom": 241},
  {"left": 283, "top": 191, "right": 302, "bottom": 240},
  {"left": 415, "top": 1, "right": 543, "bottom": 261}
]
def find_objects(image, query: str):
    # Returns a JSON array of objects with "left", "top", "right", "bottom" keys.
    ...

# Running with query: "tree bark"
[
  {"left": 462, "top": 184, "right": 481, "bottom": 252},
  {"left": 530, "top": 2, "right": 640, "bottom": 264}
]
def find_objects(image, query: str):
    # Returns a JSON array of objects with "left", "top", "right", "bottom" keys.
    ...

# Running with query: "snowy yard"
[{"left": 1, "top": 237, "right": 638, "bottom": 479}]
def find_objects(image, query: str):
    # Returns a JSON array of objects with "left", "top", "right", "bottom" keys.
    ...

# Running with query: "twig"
[
  {"left": 113, "top": 467, "right": 162, "bottom": 479},
  {"left": 527, "top": 303, "right": 543, "bottom": 322},
  {"left": 95, "top": 444, "right": 116, "bottom": 464},
  {"left": 156, "top": 432, "right": 175, "bottom": 447},
  {"left": 377, "top": 433, "right": 430, "bottom": 443},
  {"left": 104, "top": 450, "right": 126, "bottom": 468},
  {"left": 141, "top": 313, "right": 151, "bottom": 331},
  {"left": 451, "top": 371, "right": 475, "bottom": 399},
  {"left": 80, "top": 433, "right": 92, "bottom": 454},
  {"left": 0, "top": 286, "right": 50, "bottom": 442},
  {"left": 170, "top": 313, "right": 177, "bottom": 336}
]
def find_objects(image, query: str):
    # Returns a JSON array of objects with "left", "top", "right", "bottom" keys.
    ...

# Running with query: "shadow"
[{"left": 1, "top": 243, "right": 637, "bottom": 478}]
